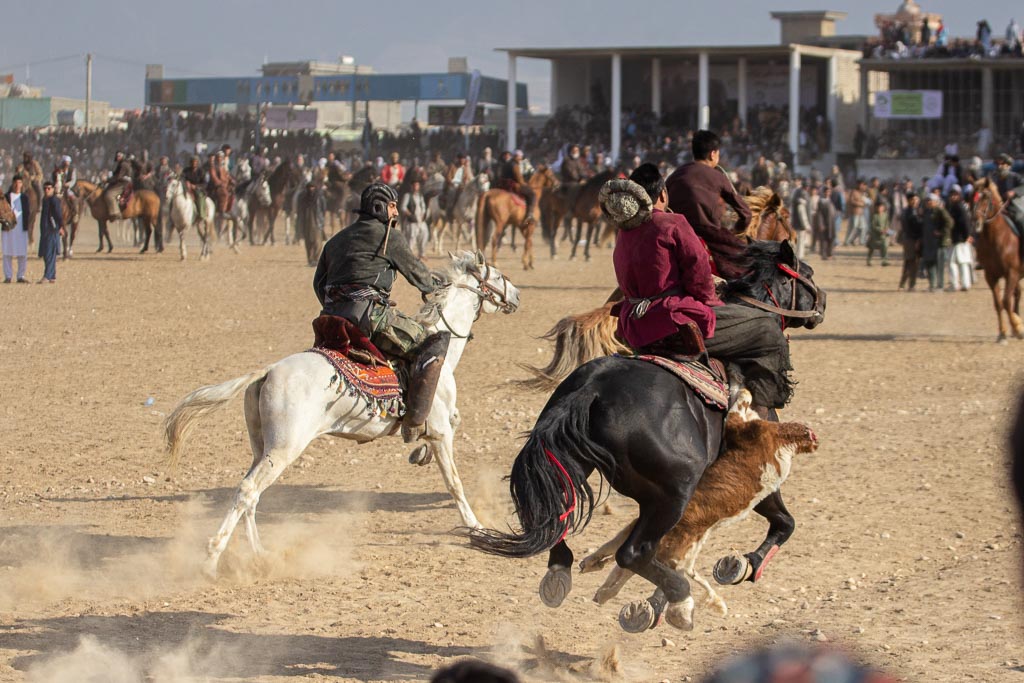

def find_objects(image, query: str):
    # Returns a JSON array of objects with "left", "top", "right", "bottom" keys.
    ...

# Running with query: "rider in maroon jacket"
[{"left": 606, "top": 164, "right": 793, "bottom": 410}]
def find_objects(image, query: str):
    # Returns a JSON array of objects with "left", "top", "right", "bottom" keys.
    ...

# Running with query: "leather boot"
[{"left": 401, "top": 331, "right": 452, "bottom": 443}]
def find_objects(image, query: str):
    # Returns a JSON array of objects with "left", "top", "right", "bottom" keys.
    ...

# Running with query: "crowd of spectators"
[{"left": 866, "top": 16, "right": 1024, "bottom": 59}]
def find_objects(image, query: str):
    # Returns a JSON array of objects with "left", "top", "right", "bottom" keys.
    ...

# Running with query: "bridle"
[
  {"left": 735, "top": 258, "right": 822, "bottom": 330},
  {"left": 436, "top": 263, "right": 516, "bottom": 339},
  {"left": 974, "top": 188, "right": 1003, "bottom": 226}
]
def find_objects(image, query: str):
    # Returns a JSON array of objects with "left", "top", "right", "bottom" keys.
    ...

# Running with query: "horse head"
[
  {"left": 723, "top": 240, "right": 825, "bottom": 330},
  {"left": 440, "top": 250, "right": 521, "bottom": 318},
  {"left": 972, "top": 177, "right": 1003, "bottom": 231},
  {"left": 165, "top": 176, "right": 182, "bottom": 202}
]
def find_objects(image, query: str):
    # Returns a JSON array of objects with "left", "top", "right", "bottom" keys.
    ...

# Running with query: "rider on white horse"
[
  {"left": 182, "top": 156, "right": 209, "bottom": 223},
  {"left": 313, "top": 182, "right": 448, "bottom": 443}
]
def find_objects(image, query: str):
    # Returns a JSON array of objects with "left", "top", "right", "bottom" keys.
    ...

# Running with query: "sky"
[{"left": 2, "top": 0, "right": 1019, "bottom": 114}]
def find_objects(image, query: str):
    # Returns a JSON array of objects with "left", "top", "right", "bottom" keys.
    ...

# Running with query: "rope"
[{"left": 544, "top": 444, "right": 578, "bottom": 543}]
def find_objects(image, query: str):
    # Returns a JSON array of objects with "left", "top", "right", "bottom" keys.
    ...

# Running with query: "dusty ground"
[{"left": 0, "top": 219, "right": 1022, "bottom": 682}]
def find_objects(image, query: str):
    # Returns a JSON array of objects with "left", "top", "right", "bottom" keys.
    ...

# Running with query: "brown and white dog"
[{"left": 579, "top": 390, "right": 818, "bottom": 621}]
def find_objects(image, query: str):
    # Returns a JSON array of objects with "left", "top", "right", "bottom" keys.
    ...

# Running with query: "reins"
[
  {"left": 734, "top": 260, "right": 822, "bottom": 326},
  {"left": 436, "top": 263, "right": 515, "bottom": 339}
]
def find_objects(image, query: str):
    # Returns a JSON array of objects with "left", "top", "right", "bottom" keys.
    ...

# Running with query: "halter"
[
  {"left": 735, "top": 258, "right": 822, "bottom": 329},
  {"left": 436, "top": 263, "right": 516, "bottom": 339},
  {"left": 975, "top": 188, "right": 1003, "bottom": 225}
]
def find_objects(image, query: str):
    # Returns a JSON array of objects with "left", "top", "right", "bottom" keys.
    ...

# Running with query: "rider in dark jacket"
[{"left": 314, "top": 182, "right": 447, "bottom": 443}]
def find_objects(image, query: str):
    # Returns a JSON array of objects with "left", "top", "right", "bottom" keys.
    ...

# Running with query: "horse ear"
[
  {"left": 447, "top": 250, "right": 456, "bottom": 262},
  {"left": 779, "top": 237, "right": 797, "bottom": 264},
  {"left": 769, "top": 194, "right": 782, "bottom": 210},
  {"left": 476, "top": 249, "right": 486, "bottom": 266}
]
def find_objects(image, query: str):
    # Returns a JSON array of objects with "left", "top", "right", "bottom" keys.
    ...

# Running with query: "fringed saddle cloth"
[
  {"left": 308, "top": 315, "right": 405, "bottom": 418},
  {"left": 631, "top": 354, "right": 729, "bottom": 410}
]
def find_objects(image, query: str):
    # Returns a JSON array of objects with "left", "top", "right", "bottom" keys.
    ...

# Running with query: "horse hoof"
[
  {"left": 998, "top": 336, "right": 1009, "bottom": 345},
  {"left": 539, "top": 565, "right": 572, "bottom": 608},
  {"left": 618, "top": 598, "right": 660, "bottom": 633},
  {"left": 665, "top": 597, "right": 695, "bottom": 631},
  {"left": 578, "top": 554, "right": 611, "bottom": 574},
  {"left": 200, "top": 558, "right": 220, "bottom": 581},
  {"left": 408, "top": 444, "right": 433, "bottom": 466},
  {"left": 713, "top": 554, "right": 752, "bottom": 585}
]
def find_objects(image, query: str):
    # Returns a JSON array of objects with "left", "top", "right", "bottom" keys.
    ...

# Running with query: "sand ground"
[{"left": 0, "top": 218, "right": 1022, "bottom": 682}]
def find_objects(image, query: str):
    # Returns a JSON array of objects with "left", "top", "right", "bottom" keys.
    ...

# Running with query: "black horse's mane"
[
  {"left": 584, "top": 170, "right": 616, "bottom": 191},
  {"left": 721, "top": 240, "right": 785, "bottom": 300},
  {"left": 689, "top": 222, "right": 751, "bottom": 281}
]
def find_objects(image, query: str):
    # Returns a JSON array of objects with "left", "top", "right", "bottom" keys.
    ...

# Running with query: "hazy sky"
[{"left": 3, "top": 0, "right": 1019, "bottom": 113}]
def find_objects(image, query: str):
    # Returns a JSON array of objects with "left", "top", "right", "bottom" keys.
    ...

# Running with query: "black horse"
[{"left": 470, "top": 239, "right": 825, "bottom": 632}]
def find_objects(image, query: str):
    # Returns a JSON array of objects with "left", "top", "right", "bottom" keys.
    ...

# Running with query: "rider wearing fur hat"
[{"left": 314, "top": 182, "right": 448, "bottom": 442}]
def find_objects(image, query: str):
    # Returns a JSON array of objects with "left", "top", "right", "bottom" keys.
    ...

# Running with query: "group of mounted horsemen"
[{"left": 162, "top": 128, "right": 836, "bottom": 638}]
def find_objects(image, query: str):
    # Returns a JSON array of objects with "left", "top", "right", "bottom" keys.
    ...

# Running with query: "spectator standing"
[
  {"left": 867, "top": 201, "right": 890, "bottom": 266},
  {"left": 844, "top": 180, "right": 868, "bottom": 246},
  {"left": 3, "top": 175, "right": 30, "bottom": 283},
  {"left": 921, "top": 192, "right": 952, "bottom": 292},
  {"left": 978, "top": 20, "right": 992, "bottom": 54},
  {"left": 815, "top": 184, "right": 837, "bottom": 260},
  {"left": 899, "top": 193, "right": 923, "bottom": 291},
  {"left": 400, "top": 179, "right": 429, "bottom": 260},
  {"left": 381, "top": 152, "right": 406, "bottom": 188},
  {"left": 945, "top": 185, "right": 972, "bottom": 291},
  {"left": 37, "top": 181, "right": 62, "bottom": 283},
  {"left": 790, "top": 178, "right": 810, "bottom": 259}
]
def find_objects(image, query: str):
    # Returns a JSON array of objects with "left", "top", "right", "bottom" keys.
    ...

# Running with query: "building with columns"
[{"left": 499, "top": 10, "right": 864, "bottom": 162}]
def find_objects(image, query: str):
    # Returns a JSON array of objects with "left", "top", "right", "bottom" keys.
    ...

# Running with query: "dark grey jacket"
[{"left": 313, "top": 214, "right": 434, "bottom": 307}]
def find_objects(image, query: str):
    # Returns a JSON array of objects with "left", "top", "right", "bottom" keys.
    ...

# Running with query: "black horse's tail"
[{"left": 468, "top": 388, "right": 616, "bottom": 558}]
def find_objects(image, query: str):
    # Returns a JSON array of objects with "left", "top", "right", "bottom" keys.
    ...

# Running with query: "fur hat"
[{"left": 599, "top": 179, "right": 653, "bottom": 230}]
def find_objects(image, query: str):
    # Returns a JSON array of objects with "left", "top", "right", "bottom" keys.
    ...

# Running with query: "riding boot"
[{"left": 401, "top": 331, "right": 452, "bottom": 443}]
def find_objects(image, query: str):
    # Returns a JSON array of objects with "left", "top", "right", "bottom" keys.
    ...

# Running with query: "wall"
[{"left": 855, "top": 158, "right": 938, "bottom": 181}]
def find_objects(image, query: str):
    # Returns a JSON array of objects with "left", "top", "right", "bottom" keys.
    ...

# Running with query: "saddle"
[
  {"left": 629, "top": 322, "right": 729, "bottom": 410},
  {"left": 309, "top": 315, "right": 405, "bottom": 418},
  {"left": 496, "top": 181, "right": 526, "bottom": 208}
]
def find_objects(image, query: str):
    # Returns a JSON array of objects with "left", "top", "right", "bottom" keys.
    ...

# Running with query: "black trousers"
[{"left": 643, "top": 304, "right": 793, "bottom": 409}]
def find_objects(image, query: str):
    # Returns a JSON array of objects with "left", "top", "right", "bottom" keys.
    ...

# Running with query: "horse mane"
[
  {"left": 977, "top": 177, "right": 1002, "bottom": 204},
  {"left": 415, "top": 252, "right": 480, "bottom": 324},
  {"left": 720, "top": 240, "right": 784, "bottom": 300},
  {"left": 584, "top": 170, "right": 616, "bottom": 191}
]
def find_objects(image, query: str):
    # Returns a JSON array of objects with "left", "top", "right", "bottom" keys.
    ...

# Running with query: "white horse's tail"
[{"left": 163, "top": 367, "right": 271, "bottom": 469}]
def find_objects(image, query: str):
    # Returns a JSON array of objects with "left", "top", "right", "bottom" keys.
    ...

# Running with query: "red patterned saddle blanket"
[
  {"left": 308, "top": 347, "right": 405, "bottom": 418},
  {"left": 496, "top": 183, "right": 526, "bottom": 208},
  {"left": 632, "top": 354, "right": 729, "bottom": 410}
]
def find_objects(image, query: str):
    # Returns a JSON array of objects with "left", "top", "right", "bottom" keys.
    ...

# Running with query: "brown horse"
[
  {"left": 972, "top": 178, "right": 1023, "bottom": 342},
  {"left": 569, "top": 170, "right": 617, "bottom": 261},
  {"left": 519, "top": 189, "right": 797, "bottom": 389},
  {"left": 475, "top": 176, "right": 547, "bottom": 271},
  {"left": 76, "top": 180, "right": 161, "bottom": 254},
  {"left": 60, "top": 192, "right": 81, "bottom": 259}
]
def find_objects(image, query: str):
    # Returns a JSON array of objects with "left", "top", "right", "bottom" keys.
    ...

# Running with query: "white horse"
[
  {"left": 165, "top": 177, "right": 215, "bottom": 260},
  {"left": 433, "top": 174, "right": 490, "bottom": 255},
  {"left": 163, "top": 252, "right": 521, "bottom": 577},
  {"left": 247, "top": 174, "right": 273, "bottom": 245}
]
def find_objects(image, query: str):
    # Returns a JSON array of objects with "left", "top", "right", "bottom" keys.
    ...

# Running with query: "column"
[
  {"left": 506, "top": 52, "right": 517, "bottom": 152},
  {"left": 860, "top": 66, "right": 870, "bottom": 130},
  {"left": 788, "top": 47, "right": 801, "bottom": 159},
  {"left": 826, "top": 56, "right": 837, "bottom": 152},
  {"left": 737, "top": 58, "right": 748, "bottom": 129},
  {"left": 981, "top": 66, "right": 994, "bottom": 129},
  {"left": 611, "top": 53, "right": 622, "bottom": 164},
  {"left": 651, "top": 57, "right": 662, "bottom": 117},
  {"left": 698, "top": 52, "right": 709, "bottom": 130}
]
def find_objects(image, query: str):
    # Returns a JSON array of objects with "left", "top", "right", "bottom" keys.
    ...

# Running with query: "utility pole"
[{"left": 85, "top": 53, "right": 93, "bottom": 131}]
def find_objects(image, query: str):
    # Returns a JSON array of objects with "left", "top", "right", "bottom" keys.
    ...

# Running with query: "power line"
[
  {"left": 91, "top": 53, "right": 222, "bottom": 78},
  {"left": 0, "top": 54, "right": 84, "bottom": 73}
]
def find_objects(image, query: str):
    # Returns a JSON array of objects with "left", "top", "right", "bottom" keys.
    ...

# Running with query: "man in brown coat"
[{"left": 665, "top": 130, "right": 751, "bottom": 237}]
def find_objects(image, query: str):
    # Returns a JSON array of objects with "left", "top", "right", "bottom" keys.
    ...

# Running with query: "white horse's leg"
[
  {"left": 431, "top": 424, "right": 479, "bottom": 528},
  {"left": 179, "top": 227, "right": 186, "bottom": 261},
  {"left": 242, "top": 381, "right": 268, "bottom": 555}
]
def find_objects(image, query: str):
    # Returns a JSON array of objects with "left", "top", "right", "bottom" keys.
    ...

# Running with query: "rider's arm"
[
  {"left": 385, "top": 228, "right": 434, "bottom": 295},
  {"left": 670, "top": 215, "right": 721, "bottom": 308},
  {"left": 312, "top": 251, "right": 328, "bottom": 307},
  {"left": 721, "top": 175, "right": 752, "bottom": 231}
]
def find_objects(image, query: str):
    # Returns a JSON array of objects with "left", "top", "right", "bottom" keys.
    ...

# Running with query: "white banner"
[{"left": 873, "top": 90, "right": 943, "bottom": 119}]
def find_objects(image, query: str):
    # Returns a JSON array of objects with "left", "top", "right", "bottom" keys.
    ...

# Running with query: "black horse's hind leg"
[
  {"left": 713, "top": 489, "right": 795, "bottom": 585},
  {"left": 539, "top": 540, "right": 574, "bottom": 608},
  {"left": 569, "top": 219, "right": 582, "bottom": 260},
  {"left": 616, "top": 498, "right": 695, "bottom": 631}
]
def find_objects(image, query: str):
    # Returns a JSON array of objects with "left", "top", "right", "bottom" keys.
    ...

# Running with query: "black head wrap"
[{"left": 359, "top": 183, "right": 398, "bottom": 224}]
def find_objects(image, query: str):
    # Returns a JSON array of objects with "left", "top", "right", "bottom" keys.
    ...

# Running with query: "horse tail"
[
  {"left": 516, "top": 302, "right": 630, "bottom": 390},
  {"left": 163, "top": 367, "right": 271, "bottom": 470},
  {"left": 468, "top": 387, "right": 614, "bottom": 557}
]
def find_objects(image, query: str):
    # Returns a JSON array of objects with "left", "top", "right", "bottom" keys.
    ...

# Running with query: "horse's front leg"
[
  {"left": 713, "top": 489, "right": 795, "bottom": 585},
  {"left": 987, "top": 274, "right": 1009, "bottom": 342},
  {"left": 430, "top": 420, "right": 479, "bottom": 529}
]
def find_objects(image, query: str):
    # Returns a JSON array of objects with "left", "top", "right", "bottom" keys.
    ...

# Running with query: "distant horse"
[
  {"left": 434, "top": 173, "right": 490, "bottom": 254},
  {"left": 246, "top": 175, "right": 274, "bottom": 245},
  {"left": 468, "top": 242, "right": 824, "bottom": 634},
  {"left": 569, "top": 170, "right": 617, "bottom": 261},
  {"left": 475, "top": 171, "right": 555, "bottom": 270},
  {"left": 250, "top": 161, "right": 300, "bottom": 245},
  {"left": 54, "top": 185, "right": 81, "bottom": 259},
  {"left": 76, "top": 180, "right": 160, "bottom": 254},
  {"left": 162, "top": 253, "right": 520, "bottom": 577},
  {"left": 972, "top": 178, "right": 1023, "bottom": 342},
  {"left": 165, "top": 177, "right": 215, "bottom": 260},
  {"left": 736, "top": 187, "right": 795, "bottom": 242}
]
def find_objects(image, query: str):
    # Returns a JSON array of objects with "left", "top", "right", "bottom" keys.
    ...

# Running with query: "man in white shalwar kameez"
[{"left": 3, "top": 175, "right": 30, "bottom": 283}]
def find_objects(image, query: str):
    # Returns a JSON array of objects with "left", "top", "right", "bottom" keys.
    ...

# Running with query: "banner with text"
[
  {"left": 873, "top": 90, "right": 943, "bottom": 119},
  {"left": 264, "top": 107, "right": 318, "bottom": 130}
]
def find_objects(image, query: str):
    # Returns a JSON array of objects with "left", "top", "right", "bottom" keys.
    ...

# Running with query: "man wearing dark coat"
[
  {"left": 37, "top": 181, "right": 63, "bottom": 283},
  {"left": 297, "top": 181, "right": 326, "bottom": 267},
  {"left": 313, "top": 183, "right": 446, "bottom": 442}
]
